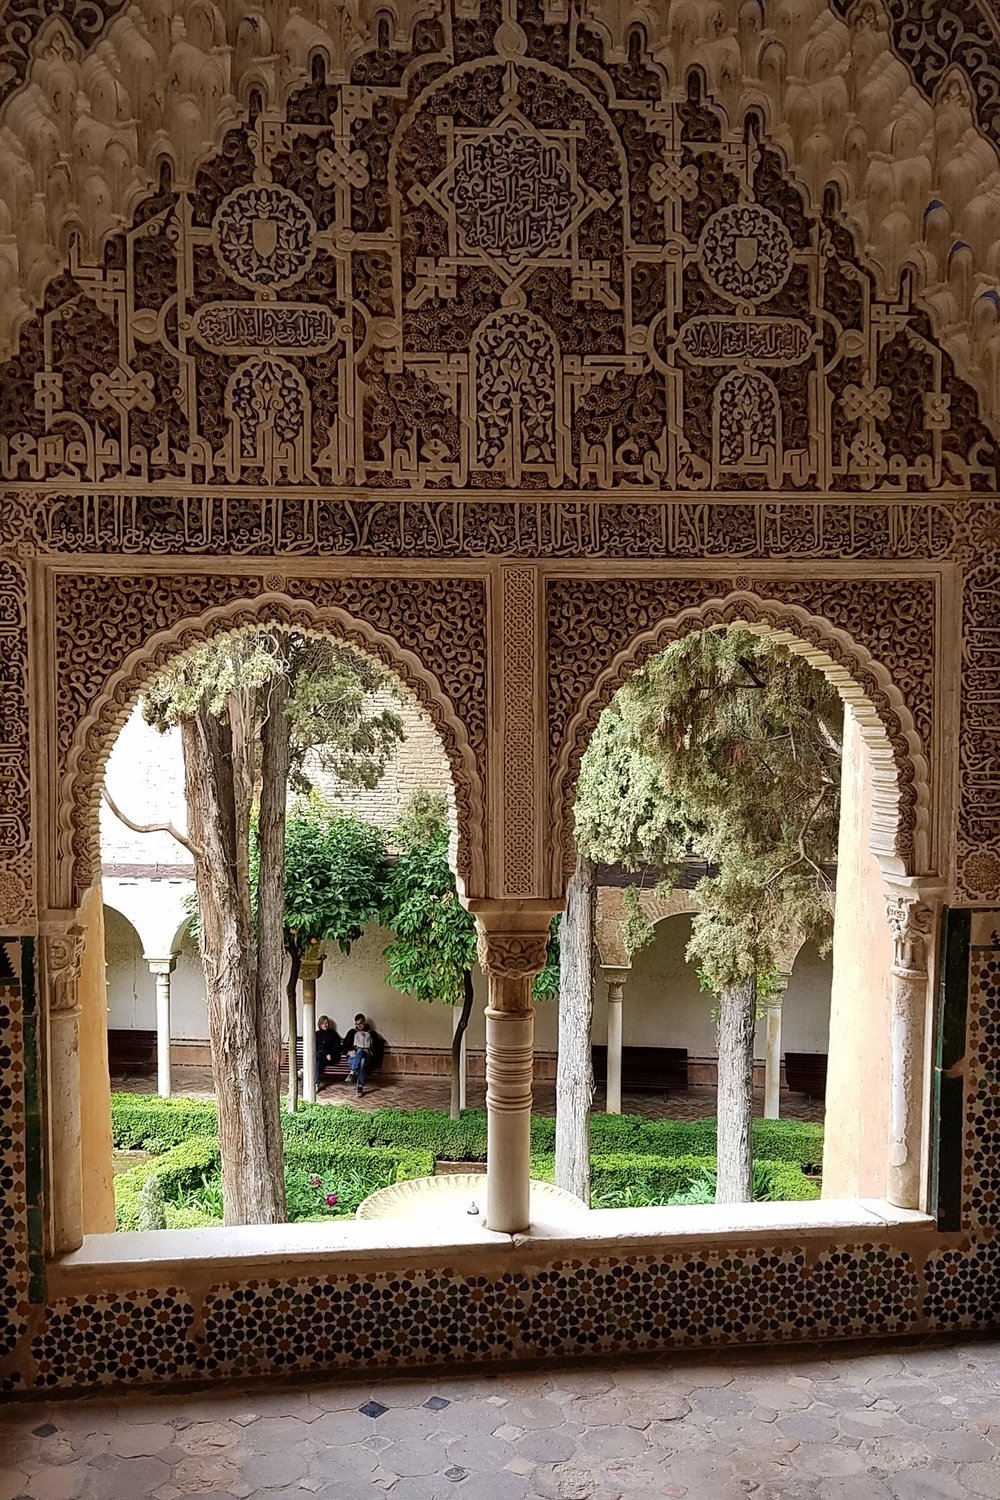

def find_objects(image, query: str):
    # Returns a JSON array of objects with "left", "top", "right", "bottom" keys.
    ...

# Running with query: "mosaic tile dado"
[{"left": 30, "top": 1246, "right": 925, "bottom": 1391}]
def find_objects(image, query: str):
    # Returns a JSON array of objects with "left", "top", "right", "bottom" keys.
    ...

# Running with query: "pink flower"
[
  {"left": 309, "top": 1176, "right": 322, "bottom": 1188},
  {"left": 325, "top": 1193, "right": 339, "bottom": 1207}
]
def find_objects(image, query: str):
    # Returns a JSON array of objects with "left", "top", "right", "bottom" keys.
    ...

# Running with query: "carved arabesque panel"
[
  {"left": 52, "top": 574, "right": 488, "bottom": 898},
  {"left": 0, "top": 7, "right": 993, "bottom": 501},
  {"left": 0, "top": 561, "right": 32, "bottom": 929},
  {"left": 547, "top": 576, "right": 937, "bottom": 879}
]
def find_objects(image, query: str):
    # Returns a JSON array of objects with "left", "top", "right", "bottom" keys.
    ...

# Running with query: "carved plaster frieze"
[{"left": 0, "top": 0, "right": 999, "bottom": 439}]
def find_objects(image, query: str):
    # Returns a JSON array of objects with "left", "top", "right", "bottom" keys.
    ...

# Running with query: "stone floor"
[
  {"left": 114, "top": 1067, "right": 824, "bottom": 1123},
  {"left": 2, "top": 1337, "right": 998, "bottom": 1499}
]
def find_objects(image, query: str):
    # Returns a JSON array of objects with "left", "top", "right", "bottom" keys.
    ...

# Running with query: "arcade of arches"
[{"left": 0, "top": 0, "right": 999, "bottom": 1394}]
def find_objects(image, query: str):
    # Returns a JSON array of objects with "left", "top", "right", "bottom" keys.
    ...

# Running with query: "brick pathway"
[
  {"left": 114, "top": 1067, "right": 824, "bottom": 1123},
  {"left": 2, "top": 1337, "right": 996, "bottom": 1498}
]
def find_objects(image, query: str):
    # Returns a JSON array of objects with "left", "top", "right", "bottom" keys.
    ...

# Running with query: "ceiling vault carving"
[
  {"left": 0, "top": 0, "right": 999, "bottom": 425},
  {"left": 0, "top": 0, "right": 996, "bottom": 507}
]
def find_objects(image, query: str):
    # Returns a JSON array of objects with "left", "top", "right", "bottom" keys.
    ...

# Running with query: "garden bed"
[{"left": 110, "top": 1094, "right": 822, "bottom": 1230}]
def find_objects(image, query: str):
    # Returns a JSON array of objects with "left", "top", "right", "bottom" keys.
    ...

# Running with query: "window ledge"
[
  {"left": 511, "top": 1197, "right": 937, "bottom": 1250},
  {"left": 48, "top": 1199, "right": 936, "bottom": 1299}
]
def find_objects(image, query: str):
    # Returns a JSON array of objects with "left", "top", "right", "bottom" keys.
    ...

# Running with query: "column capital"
[
  {"left": 299, "top": 948, "right": 326, "bottom": 982},
  {"left": 44, "top": 924, "right": 85, "bottom": 1013},
  {"left": 469, "top": 900, "right": 560, "bottom": 981},
  {"left": 884, "top": 892, "right": 936, "bottom": 974},
  {"left": 145, "top": 955, "right": 177, "bottom": 976},
  {"left": 600, "top": 964, "right": 631, "bottom": 991}
]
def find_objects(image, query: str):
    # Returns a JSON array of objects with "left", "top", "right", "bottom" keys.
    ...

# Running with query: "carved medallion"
[
  {"left": 699, "top": 205, "right": 794, "bottom": 304},
  {"left": 452, "top": 124, "right": 574, "bottom": 263},
  {"left": 212, "top": 185, "right": 317, "bottom": 291}
]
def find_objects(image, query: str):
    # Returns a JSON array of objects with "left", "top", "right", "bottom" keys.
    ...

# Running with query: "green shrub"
[
  {"left": 590, "top": 1153, "right": 719, "bottom": 1207},
  {"left": 112, "top": 1095, "right": 218, "bottom": 1151},
  {"left": 115, "top": 1135, "right": 434, "bottom": 1231},
  {"left": 589, "top": 1153, "right": 818, "bottom": 1208},
  {"left": 136, "top": 1174, "right": 167, "bottom": 1231},
  {"left": 110, "top": 1095, "right": 824, "bottom": 1180},
  {"left": 115, "top": 1136, "right": 220, "bottom": 1230},
  {"left": 164, "top": 1204, "right": 223, "bottom": 1229}
]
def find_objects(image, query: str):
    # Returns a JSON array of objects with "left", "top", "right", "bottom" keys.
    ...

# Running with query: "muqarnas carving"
[{"left": 0, "top": 13, "right": 992, "bottom": 499}]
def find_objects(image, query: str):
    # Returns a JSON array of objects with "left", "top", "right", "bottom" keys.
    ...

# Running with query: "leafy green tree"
[
  {"left": 555, "top": 711, "right": 689, "bottom": 1200},
  {"left": 592, "top": 628, "right": 842, "bottom": 1203},
  {"left": 279, "top": 805, "right": 388, "bottom": 1110},
  {"left": 111, "top": 628, "right": 403, "bottom": 1226},
  {"left": 381, "top": 792, "right": 559, "bottom": 1121},
  {"left": 380, "top": 793, "right": 478, "bottom": 1122}
]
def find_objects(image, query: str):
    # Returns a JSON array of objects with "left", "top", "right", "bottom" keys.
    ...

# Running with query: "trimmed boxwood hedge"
[
  {"left": 111, "top": 1094, "right": 824, "bottom": 1172},
  {"left": 114, "top": 1136, "right": 434, "bottom": 1230},
  {"left": 589, "top": 1153, "right": 818, "bottom": 1205}
]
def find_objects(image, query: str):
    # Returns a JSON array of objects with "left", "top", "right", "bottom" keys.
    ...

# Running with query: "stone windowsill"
[{"left": 48, "top": 1199, "right": 936, "bottom": 1296}]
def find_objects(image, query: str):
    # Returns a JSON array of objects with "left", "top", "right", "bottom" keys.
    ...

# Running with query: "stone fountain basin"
[{"left": 357, "top": 1173, "right": 588, "bottom": 1231}]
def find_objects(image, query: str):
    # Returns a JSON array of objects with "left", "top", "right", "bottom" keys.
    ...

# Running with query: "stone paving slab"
[{"left": 3, "top": 1337, "right": 998, "bottom": 1500}]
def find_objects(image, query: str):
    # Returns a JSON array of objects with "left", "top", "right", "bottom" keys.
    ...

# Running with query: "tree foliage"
[
  {"left": 139, "top": 625, "right": 406, "bottom": 1221},
  {"left": 144, "top": 629, "right": 404, "bottom": 793},
  {"left": 617, "top": 628, "right": 842, "bottom": 989},
  {"left": 381, "top": 793, "right": 477, "bottom": 1007},
  {"left": 281, "top": 803, "right": 388, "bottom": 956}
]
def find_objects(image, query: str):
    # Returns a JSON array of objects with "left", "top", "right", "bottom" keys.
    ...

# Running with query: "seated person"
[
  {"left": 314, "top": 1015, "right": 342, "bottom": 1090},
  {"left": 344, "top": 1012, "right": 382, "bottom": 1097}
]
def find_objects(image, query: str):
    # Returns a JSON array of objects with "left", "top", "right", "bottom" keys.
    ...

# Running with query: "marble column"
[
  {"left": 763, "top": 972, "right": 791, "bottom": 1121},
  {"left": 885, "top": 893, "right": 935, "bottom": 1210},
  {"left": 476, "top": 913, "right": 553, "bottom": 1235},
  {"left": 300, "top": 948, "right": 325, "bottom": 1104},
  {"left": 147, "top": 957, "right": 176, "bottom": 1099},
  {"left": 45, "top": 924, "right": 85, "bottom": 1254},
  {"left": 601, "top": 966, "right": 630, "bottom": 1115}
]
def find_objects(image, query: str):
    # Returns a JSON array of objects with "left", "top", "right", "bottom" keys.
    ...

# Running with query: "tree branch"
[{"left": 101, "top": 787, "right": 201, "bottom": 860}]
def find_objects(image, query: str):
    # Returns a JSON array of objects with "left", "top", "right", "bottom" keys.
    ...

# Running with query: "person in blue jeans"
[{"left": 345, "top": 1013, "right": 373, "bottom": 1097}]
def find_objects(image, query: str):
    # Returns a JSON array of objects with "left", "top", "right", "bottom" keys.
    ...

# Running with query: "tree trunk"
[
  {"left": 715, "top": 978, "right": 756, "bottom": 1204},
  {"left": 255, "top": 671, "right": 290, "bottom": 1215},
  {"left": 285, "top": 943, "right": 301, "bottom": 1114},
  {"left": 181, "top": 703, "right": 285, "bottom": 1226},
  {"left": 555, "top": 851, "right": 596, "bottom": 1203},
  {"left": 450, "top": 969, "right": 474, "bottom": 1122}
]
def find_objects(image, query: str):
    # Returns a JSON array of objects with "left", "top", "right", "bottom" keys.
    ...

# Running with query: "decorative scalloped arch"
[
  {"left": 58, "top": 590, "right": 485, "bottom": 905},
  {"left": 552, "top": 590, "right": 932, "bottom": 890}
]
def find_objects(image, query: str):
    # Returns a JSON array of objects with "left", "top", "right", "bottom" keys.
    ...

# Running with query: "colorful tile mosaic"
[{"left": 964, "top": 919, "right": 1000, "bottom": 1228}]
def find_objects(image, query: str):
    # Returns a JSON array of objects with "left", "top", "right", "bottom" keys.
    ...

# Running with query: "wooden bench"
[
  {"left": 784, "top": 1051, "right": 828, "bottom": 1098},
  {"left": 284, "top": 1036, "right": 386, "bottom": 1087},
  {"left": 107, "top": 1028, "right": 157, "bottom": 1074},
  {"left": 591, "top": 1044, "right": 689, "bottom": 1094}
]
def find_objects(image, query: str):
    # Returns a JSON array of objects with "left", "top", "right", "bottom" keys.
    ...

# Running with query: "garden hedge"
[
  {"left": 111, "top": 1095, "right": 823, "bottom": 1171},
  {"left": 589, "top": 1153, "right": 819, "bottom": 1205},
  {"left": 114, "top": 1135, "right": 434, "bottom": 1230}
]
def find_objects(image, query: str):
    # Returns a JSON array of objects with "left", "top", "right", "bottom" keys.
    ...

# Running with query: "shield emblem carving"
[
  {"left": 735, "top": 236, "right": 759, "bottom": 272},
  {"left": 252, "top": 216, "right": 279, "bottom": 261}
]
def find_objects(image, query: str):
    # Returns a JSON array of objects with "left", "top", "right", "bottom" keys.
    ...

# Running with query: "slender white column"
[
  {"left": 601, "top": 966, "right": 630, "bottom": 1116},
  {"left": 45, "top": 925, "right": 85, "bottom": 1253},
  {"left": 300, "top": 948, "right": 324, "bottom": 1104},
  {"left": 476, "top": 915, "right": 553, "bottom": 1235},
  {"left": 885, "top": 894, "right": 935, "bottom": 1210},
  {"left": 763, "top": 973, "right": 790, "bottom": 1121},
  {"left": 147, "top": 957, "right": 176, "bottom": 1099}
]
